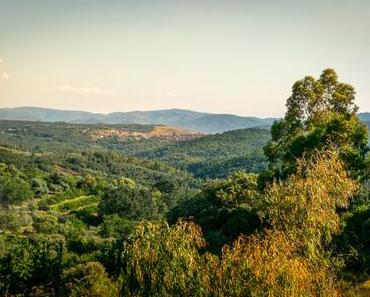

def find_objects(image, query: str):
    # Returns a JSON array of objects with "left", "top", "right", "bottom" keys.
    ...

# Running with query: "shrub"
[{"left": 63, "top": 262, "right": 118, "bottom": 297}]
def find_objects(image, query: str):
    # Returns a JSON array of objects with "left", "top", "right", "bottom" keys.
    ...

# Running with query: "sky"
[{"left": 0, "top": 0, "right": 369, "bottom": 117}]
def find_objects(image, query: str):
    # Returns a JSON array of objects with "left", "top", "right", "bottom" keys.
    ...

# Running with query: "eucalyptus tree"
[{"left": 261, "top": 69, "right": 369, "bottom": 185}]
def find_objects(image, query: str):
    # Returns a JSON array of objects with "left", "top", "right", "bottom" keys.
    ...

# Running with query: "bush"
[
  {"left": 99, "top": 183, "right": 163, "bottom": 220},
  {"left": 62, "top": 262, "right": 118, "bottom": 297},
  {"left": 0, "top": 175, "right": 32, "bottom": 205}
]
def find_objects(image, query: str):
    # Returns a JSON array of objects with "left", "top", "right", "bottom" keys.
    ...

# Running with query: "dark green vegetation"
[
  {"left": 0, "top": 142, "right": 196, "bottom": 296},
  {"left": 262, "top": 68, "right": 369, "bottom": 185},
  {"left": 1, "top": 69, "right": 370, "bottom": 296},
  {"left": 0, "top": 107, "right": 275, "bottom": 133},
  {"left": 0, "top": 120, "right": 270, "bottom": 179},
  {"left": 128, "top": 128, "right": 270, "bottom": 178}
]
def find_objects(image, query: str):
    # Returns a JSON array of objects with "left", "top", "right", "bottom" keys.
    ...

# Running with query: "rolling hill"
[
  {"left": 0, "top": 120, "right": 270, "bottom": 179},
  {"left": 0, "top": 120, "right": 202, "bottom": 153},
  {"left": 132, "top": 128, "right": 271, "bottom": 178},
  {"left": 0, "top": 107, "right": 275, "bottom": 133}
]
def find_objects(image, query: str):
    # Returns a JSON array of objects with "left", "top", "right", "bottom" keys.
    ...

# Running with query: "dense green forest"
[
  {"left": 0, "top": 120, "right": 270, "bottom": 179},
  {"left": 1, "top": 69, "right": 370, "bottom": 296}
]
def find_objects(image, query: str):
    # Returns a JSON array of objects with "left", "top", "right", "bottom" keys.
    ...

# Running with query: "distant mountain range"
[
  {"left": 358, "top": 112, "right": 370, "bottom": 128},
  {"left": 0, "top": 107, "right": 369, "bottom": 133},
  {"left": 0, "top": 107, "right": 276, "bottom": 133}
]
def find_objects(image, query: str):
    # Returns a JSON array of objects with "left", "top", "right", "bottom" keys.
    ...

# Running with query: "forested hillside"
[
  {"left": 0, "top": 121, "right": 270, "bottom": 179},
  {"left": 0, "top": 139, "right": 198, "bottom": 296},
  {"left": 0, "top": 69, "right": 370, "bottom": 296},
  {"left": 132, "top": 128, "right": 270, "bottom": 178},
  {"left": 0, "top": 120, "right": 202, "bottom": 151}
]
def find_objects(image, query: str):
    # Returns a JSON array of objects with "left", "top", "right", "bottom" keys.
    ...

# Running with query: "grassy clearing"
[{"left": 50, "top": 195, "right": 100, "bottom": 212}]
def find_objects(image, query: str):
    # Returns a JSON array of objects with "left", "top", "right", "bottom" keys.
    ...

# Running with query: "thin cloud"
[
  {"left": 58, "top": 84, "right": 115, "bottom": 96},
  {"left": 0, "top": 58, "right": 3, "bottom": 64},
  {"left": 2, "top": 72, "right": 10, "bottom": 79}
]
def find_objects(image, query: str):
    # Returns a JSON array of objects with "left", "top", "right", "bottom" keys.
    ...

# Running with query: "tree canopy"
[{"left": 261, "top": 69, "right": 369, "bottom": 185}]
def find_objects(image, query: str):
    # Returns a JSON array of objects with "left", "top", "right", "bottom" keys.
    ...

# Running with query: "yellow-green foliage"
[
  {"left": 213, "top": 230, "right": 339, "bottom": 297},
  {"left": 360, "top": 280, "right": 370, "bottom": 296},
  {"left": 342, "top": 279, "right": 370, "bottom": 297},
  {"left": 50, "top": 195, "right": 100, "bottom": 212},
  {"left": 203, "top": 171, "right": 259, "bottom": 205},
  {"left": 63, "top": 261, "right": 118, "bottom": 297},
  {"left": 264, "top": 151, "right": 357, "bottom": 252},
  {"left": 122, "top": 220, "right": 209, "bottom": 297},
  {"left": 122, "top": 222, "right": 340, "bottom": 297},
  {"left": 122, "top": 151, "right": 358, "bottom": 297},
  {"left": 115, "top": 177, "right": 136, "bottom": 189},
  {"left": 32, "top": 211, "right": 61, "bottom": 234}
]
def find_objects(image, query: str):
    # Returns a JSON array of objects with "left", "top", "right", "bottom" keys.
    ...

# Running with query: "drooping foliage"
[
  {"left": 264, "top": 151, "right": 357, "bottom": 251},
  {"left": 122, "top": 152, "right": 357, "bottom": 297},
  {"left": 213, "top": 230, "right": 339, "bottom": 297},
  {"left": 122, "top": 221, "right": 209, "bottom": 297}
]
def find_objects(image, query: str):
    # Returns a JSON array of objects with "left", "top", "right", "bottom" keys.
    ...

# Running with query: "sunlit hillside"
[{"left": 1, "top": 1, "right": 370, "bottom": 296}]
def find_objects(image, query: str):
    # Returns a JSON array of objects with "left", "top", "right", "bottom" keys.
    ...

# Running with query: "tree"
[
  {"left": 98, "top": 181, "right": 164, "bottom": 220},
  {"left": 168, "top": 171, "right": 262, "bottom": 252},
  {"left": 0, "top": 163, "right": 32, "bottom": 205},
  {"left": 335, "top": 199, "right": 370, "bottom": 274},
  {"left": 0, "top": 235, "right": 64, "bottom": 296},
  {"left": 122, "top": 151, "right": 357, "bottom": 297},
  {"left": 121, "top": 221, "right": 210, "bottom": 297},
  {"left": 261, "top": 69, "right": 369, "bottom": 186},
  {"left": 62, "top": 262, "right": 118, "bottom": 297},
  {"left": 31, "top": 178, "right": 49, "bottom": 198},
  {"left": 262, "top": 150, "right": 357, "bottom": 255}
]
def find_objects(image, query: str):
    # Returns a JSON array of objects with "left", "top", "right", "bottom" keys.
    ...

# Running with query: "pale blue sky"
[{"left": 0, "top": 0, "right": 369, "bottom": 116}]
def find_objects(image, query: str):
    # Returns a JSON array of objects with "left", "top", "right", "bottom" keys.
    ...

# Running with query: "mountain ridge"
[
  {"left": 0, "top": 107, "right": 276, "bottom": 133},
  {"left": 0, "top": 107, "right": 368, "bottom": 133}
]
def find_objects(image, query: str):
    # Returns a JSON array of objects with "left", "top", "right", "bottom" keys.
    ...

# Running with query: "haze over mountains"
[
  {"left": 0, "top": 107, "right": 369, "bottom": 133},
  {"left": 358, "top": 113, "right": 370, "bottom": 127},
  {"left": 0, "top": 107, "right": 276, "bottom": 133}
]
